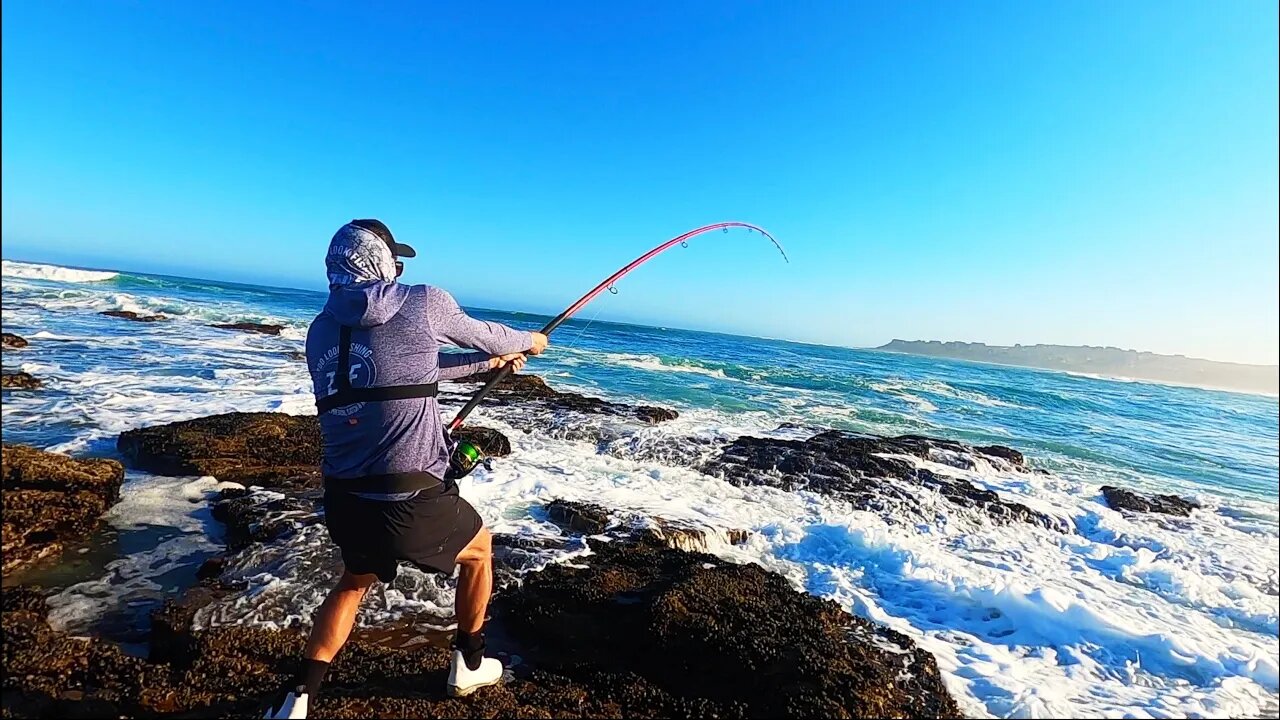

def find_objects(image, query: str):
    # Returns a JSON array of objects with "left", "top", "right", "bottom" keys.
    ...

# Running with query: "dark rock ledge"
[
  {"left": 100, "top": 310, "right": 168, "bottom": 322},
  {"left": 1, "top": 444, "right": 124, "bottom": 577},
  {"left": 1101, "top": 485, "right": 1199, "bottom": 516},
  {"left": 210, "top": 322, "right": 286, "bottom": 335},
  {"left": 702, "top": 430, "right": 1066, "bottom": 531}
]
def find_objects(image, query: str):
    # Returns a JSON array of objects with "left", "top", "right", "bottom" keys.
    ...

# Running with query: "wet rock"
[
  {"left": 210, "top": 322, "right": 285, "bottom": 335},
  {"left": 4, "top": 540, "right": 959, "bottom": 718},
  {"left": 500, "top": 540, "right": 962, "bottom": 717},
  {"left": 492, "top": 533, "right": 579, "bottom": 587},
  {"left": 1101, "top": 485, "right": 1199, "bottom": 516},
  {"left": 149, "top": 585, "right": 225, "bottom": 666},
  {"left": 100, "top": 310, "right": 167, "bottom": 322},
  {"left": 457, "top": 371, "right": 555, "bottom": 395},
  {"left": 643, "top": 519, "right": 750, "bottom": 552},
  {"left": 1, "top": 445, "right": 124, "bottom": 577},
  {"left": 284, "top": 350, "right": 307, "bottom": 362},
  {"left": 452, "top": 425, "right": 513, "bottom": 457},
  {"left": 543, "top": 500, "right": 750, "bottom": 553},
  {"left": 211, "top": 489, "right": 322, "bottom": 552},
  {"left": 635, "top": 405, "right": 680, "bottom": 423},
  {"left": 547, "top": 499, "right": 612, "bottom": 535},
  {"left": 195, "top": 556, "right": 228, "bottom": 581},
  {"left": 450, "top": 370, "right": 679, "bottom": 425},
  {"left": 2, "top": 332, "right": 29, "bottom": 349},
  {"left": 118, "top": 412, "right": 323, "bottom": 489},
  {"left": 974, "top": 444, "right": 1025, "bottom": 467},
  {"left": 1, "top": 371, "right": 42, "bottom": 390},
  {"left": 703, "top": 430, "right": 1057, "bottom": 530}
]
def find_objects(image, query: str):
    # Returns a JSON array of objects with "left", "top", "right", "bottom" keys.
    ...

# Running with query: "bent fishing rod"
[{"left": 443, "top": 222, "right": 785, "bottom": 477}]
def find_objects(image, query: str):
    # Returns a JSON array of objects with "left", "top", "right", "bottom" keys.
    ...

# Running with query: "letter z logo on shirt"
[{"left": 313, "top": 342, "right": 378, "bottom": 417}]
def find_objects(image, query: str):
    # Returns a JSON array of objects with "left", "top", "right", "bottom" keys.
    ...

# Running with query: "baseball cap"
[{"left": 350, "top": 218, "right": 416, "bottom": 258}]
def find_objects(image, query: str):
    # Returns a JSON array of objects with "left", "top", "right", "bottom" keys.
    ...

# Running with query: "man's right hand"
[{"left": 528, "top": 332, "right": 549, "bottom": 355}]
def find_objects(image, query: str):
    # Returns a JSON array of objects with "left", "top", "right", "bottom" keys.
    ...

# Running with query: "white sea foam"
[
  {"left": 2, "top": 260, "right": 119, "bottom": 283},
  {"left": 587, "top": 350, "right": 730, "bottom": 379},
  {"left": 1, "top": 276, "right": 305, "bottom": 331},
  {"left": 871, "top": 378, "right": 1031, "bottom": 411}
]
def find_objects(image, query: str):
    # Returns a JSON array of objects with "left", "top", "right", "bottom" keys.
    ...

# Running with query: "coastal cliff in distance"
[{"left": 876, "top": 340, "right": 1279, "bottom": 395}]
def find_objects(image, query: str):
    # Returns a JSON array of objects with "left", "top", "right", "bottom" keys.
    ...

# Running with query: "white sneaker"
[
  {"left": 264, "top": 688, "right": 309, "bottom": 719},
  {"left": 447, "top": 650, "right": 504, "bottom": 697}
]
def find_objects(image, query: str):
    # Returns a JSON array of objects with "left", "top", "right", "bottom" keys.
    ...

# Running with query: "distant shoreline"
[{"left": 875, "top": 340, "right": 1279, "bottom": 397}]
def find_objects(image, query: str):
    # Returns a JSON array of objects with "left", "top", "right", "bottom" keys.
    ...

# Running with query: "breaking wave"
[{"left": 2, "top": 260, "right": 119, "bottom": 283}]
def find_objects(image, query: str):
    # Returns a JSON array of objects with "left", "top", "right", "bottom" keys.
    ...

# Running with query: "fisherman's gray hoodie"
[{"left": 305, "top": 223, "right": 532, "bottom": 489}]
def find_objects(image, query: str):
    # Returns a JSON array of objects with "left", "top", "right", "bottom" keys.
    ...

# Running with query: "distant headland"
[{"left": 875, "top": 340, "right": 1279, "bottom": 395}]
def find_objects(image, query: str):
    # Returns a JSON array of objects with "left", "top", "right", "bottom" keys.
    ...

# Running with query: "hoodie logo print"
[{"left": 313, "top": 342, "right": 379, "bottom": 417}]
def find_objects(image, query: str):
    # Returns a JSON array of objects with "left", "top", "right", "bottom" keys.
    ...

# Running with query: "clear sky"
[{"left": 3, "top": 2, "right": 1277, "bottom": 364}]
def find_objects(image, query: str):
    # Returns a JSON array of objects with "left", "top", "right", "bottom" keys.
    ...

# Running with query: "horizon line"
[{"left": 2, "top": 254, "right": 1275, "bottom": 369}]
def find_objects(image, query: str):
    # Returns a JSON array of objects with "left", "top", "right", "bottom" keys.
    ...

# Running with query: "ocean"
[{"left": 2, "top": 258, "right": 1277, "bottom": 718}]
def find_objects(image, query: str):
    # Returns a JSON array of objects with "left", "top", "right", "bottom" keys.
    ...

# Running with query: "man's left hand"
[{"left": 490, "top": 352, "right": 527, "bottom": 372}]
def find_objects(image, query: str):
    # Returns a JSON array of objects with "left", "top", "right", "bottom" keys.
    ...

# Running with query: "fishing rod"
[{"left": 443, "top": 221, "right": 787, "bottom": 479}]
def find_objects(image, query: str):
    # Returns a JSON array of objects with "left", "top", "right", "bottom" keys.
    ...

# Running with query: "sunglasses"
[{"left": 395, "top": 260, "right": 404, "bottom": 278}]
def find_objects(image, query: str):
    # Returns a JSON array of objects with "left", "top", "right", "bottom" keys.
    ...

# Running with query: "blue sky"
[{"left": 3, "top": 2, "right": 1276, "bottom": 364}]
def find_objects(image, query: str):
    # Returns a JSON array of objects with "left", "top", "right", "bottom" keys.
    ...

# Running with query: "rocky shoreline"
[{"left": 0, "top": 369, "right": 1206, "bottom": 718}]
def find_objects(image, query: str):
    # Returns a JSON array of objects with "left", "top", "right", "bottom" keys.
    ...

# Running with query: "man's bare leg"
[
  {"left": 454, "top": 526, "right": 493, "bottom": 634},
  {"left": 267, "top": 570, "right": 378, "bottom": 717},
  {"left": 448, "top": 526, "right": 503, "bottom": 695},
  {"left": 304, "top": 570, "right": 379, "bottom": 663}
]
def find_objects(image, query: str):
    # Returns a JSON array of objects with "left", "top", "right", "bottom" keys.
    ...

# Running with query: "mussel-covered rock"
[
  {"left": 1, "top": 444, "right": 124, "bottom": 576},
  {"left": 117, "top": 412, "right": 324, "bottom": 489}
]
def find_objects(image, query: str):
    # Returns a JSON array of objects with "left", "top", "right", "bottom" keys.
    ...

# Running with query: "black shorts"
[{"left": 323, "top": 481, "right": 483, "bottom": 582}]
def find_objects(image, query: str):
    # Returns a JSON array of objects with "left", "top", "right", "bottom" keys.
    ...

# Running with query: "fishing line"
[{"left": 563, "top": 298, "right": 609, "bottom": 347}]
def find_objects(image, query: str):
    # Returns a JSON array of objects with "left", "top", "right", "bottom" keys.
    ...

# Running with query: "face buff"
[{"left": 326, "top": 223, "right": 399, "bottom": 289}]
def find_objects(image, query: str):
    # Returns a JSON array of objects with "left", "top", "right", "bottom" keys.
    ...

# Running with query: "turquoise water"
[{"left": 3, "top": 259, "right": 1278, "bottom": 717}]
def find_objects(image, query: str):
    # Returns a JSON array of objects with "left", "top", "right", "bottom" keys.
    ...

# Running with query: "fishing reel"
[{"left": 445, "top": 440, "right": 488, "bottom": 481}]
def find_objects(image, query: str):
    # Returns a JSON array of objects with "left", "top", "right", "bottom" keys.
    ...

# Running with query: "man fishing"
[{"left": 267, "top": 219, "right": 548, "bottom": 719}]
